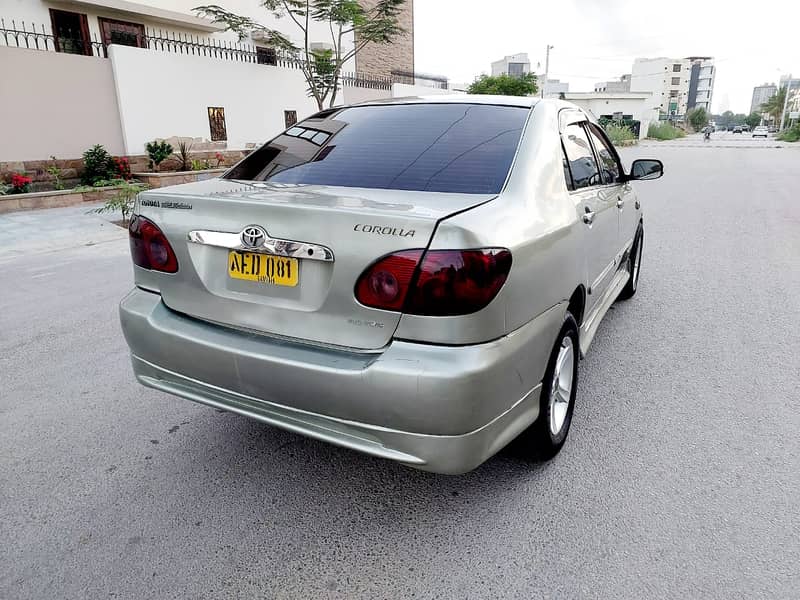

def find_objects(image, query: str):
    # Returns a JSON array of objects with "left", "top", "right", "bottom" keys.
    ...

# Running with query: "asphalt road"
[{"left": 2, "top": 143, "right": 799, "bottom": 599}]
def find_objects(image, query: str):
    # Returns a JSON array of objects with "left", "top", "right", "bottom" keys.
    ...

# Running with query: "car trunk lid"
[{"left": 133, "top": 178, "right": 494, "bottom": 350}]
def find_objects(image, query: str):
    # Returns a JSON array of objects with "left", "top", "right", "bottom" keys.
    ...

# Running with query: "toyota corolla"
[{"left": 119, "top": 96, "right": 663, "bottom": 474}]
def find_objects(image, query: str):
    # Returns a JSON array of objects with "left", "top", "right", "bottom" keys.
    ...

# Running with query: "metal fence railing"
[
  {"left": 391, "top": 69, "right": 450, "bottom": 90},
  {"left": 0, "top": 18, "right": 435, "bottom": 92},
  {"left": 0, "top": 19, "right": 105, "bottom": 56}
]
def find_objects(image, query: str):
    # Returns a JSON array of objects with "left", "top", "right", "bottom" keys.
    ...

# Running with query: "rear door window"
[
  {"left": 225, "top": 103, "right": 529, "bottom": 194},
  {"left": 562, "top": 123, "right": 601, "bottom": 189}
]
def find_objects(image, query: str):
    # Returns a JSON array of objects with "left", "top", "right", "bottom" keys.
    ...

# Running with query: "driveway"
[{"left": 1, "top": 145, "right": 799, "bottom": 599}]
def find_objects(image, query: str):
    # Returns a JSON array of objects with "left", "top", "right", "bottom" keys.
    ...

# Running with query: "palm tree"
[{"left": 761, "top": 87, "right": 787, "bottom": 126}]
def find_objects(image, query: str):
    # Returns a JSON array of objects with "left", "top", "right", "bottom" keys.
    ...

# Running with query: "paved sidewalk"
[{"left": 0, "top": 203, "right": 128, "bottom": 264}]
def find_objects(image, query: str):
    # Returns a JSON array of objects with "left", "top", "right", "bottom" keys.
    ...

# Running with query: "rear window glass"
[{"left": 224, "top": 103, "right": 529, "bottom": 194}]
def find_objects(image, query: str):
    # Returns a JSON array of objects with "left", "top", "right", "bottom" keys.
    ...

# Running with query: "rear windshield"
[{"left": 224, "top": 103, "right": 529, "bottom": 194}]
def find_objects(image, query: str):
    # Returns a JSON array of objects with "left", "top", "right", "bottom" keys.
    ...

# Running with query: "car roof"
[{"left": 351, "top": 94, "right": 540, "bottom": 108}]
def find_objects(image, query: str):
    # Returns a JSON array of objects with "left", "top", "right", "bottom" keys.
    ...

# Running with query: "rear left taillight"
[
  {"left": 355, "top": 249, "right": 511, "bottom": 316},
  {"left": 129, "top": 215, "right": 179, "bottom": 273}
]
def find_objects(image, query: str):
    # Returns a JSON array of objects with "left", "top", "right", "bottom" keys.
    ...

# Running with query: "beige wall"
[
  {"left": 341, "top": 85, "right": 391, "bottom": 105},
  {"left": 355, "top": 0, "right": 414, "bottom": 78},
  {"left": 0, "top": 47, "right": 125, "bottom": 162}
]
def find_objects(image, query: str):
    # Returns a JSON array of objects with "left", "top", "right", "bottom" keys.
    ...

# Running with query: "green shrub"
[
  {"left": 647, "top": 122, "right": 686, "bottom": 140},
  {"left": 604, "top": 123, "right": 636, "bottom": 145},
  {"left": 47, "top": 156, "right": 65, "bottom": 190},
  {"left": 0, "top": 183, "right": 11, "bottom": 195},
  {"left": 191, "top": 158, "right": 210, "bottom": 171},
  {"left": 81, "top": 144, "right": 115, "bottom": 185},
  {"left": 93, "top": 181, "right": 148, "bottom": 226},
  {"left": 173, "top": 141, "right": 193, "bottom": 171},
  {"left": 777, "top": 124, "right": 800, "bottom": 142},
  {"left": 91, "top": 178, "right": 127, "bottom": 188},
  {"left": 146, "top": 140, "right": 174, "bottom": 172}
]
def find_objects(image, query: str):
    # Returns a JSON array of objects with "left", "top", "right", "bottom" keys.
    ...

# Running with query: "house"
[
  {"left": 562, "top": 92, "right": 658, "bottom": 140},
  {"left": 0, "top": 0, "right": 432, "bottom": 166}
]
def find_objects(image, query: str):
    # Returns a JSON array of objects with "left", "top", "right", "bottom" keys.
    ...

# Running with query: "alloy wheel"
[{"left": 548, "top": 336, "right": 575, "bottom": 436}]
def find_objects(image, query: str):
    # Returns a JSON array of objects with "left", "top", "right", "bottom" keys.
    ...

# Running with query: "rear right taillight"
[
  {"left": 355, "top": 248, "right": 511, "bottom": 316},
  {"left": 129, "top": 215, "right": 179, "bottom": 273}
]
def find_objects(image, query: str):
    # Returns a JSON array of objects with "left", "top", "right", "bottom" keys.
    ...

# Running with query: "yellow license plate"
[{"left": 228, "top": 251, "right": 299, "bottom": 287}]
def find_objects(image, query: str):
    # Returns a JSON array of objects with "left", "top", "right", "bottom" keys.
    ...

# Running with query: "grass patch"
[
  {"left": 777, "top": 124, "right": 800, "bottom": 142},
  {"left": 604, "top": 123, "right": 636, "bottom": 145},
  {"left": 647, "top": 122, "right": 686, "bottom": 140}
]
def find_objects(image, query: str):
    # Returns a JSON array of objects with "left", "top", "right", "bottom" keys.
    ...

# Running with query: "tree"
[
  {"left": 761, "top": 87, "right": 787, "bottom": 126},
  {"left": 715, "top": 110, "right": 735, "bottom": 128},
  {"left": 730, "top": 113, "right": 748, "bottom": 125},
  {"left": 467, "top": 73, "right": 538, "bottom": 96},
  {"left": 744, "top": 112, "right": 762, "bottom": 129},
  {"left": 194, "top": 1, "right": 407, "bottom": 110},
  {"left": 687, "top": 107, "right": 709, "bottom": 131}
]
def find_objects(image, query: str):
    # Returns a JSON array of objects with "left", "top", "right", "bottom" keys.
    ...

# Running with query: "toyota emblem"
[{"left": 241, "top": 225, "right": 267, "bottom": 248}]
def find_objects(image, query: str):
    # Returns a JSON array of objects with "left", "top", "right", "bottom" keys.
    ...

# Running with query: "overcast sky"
[{"left": 414, "top": 0, "right": 800, "bottom": 114}]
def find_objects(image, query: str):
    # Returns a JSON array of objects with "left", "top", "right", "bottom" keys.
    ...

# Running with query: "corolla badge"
[{"left": 241, "top": 225, "right": 267, "bottom": 248}]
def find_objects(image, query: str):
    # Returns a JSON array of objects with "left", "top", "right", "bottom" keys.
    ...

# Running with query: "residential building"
[
  {"left": 781, "top": 76, "right": 800, "bottom": 121},
  {"left": 539, "top": 77, "right": 569, "bottom": 98},
  {"left": 751, "top": 83, "right": 778, "bottom": 114},
  {"left": 0, "top": 0, "right": 430, "bottom": 163},
  {"left": 686, "top": 56, "right": 714, "bottom": 112},
  {"left": 629, "top": 56, "right": 713, "bottom": 117},
  {"left": 631, "top": 57, "right": 691, "bottom": 119},
  {"left": 354, "top": 0, "right": 414, "bottom": 79},
  {"left": 562, "top": 91, "right": 658, "bottom": 140},
  {"left": 594, "top": 74, "right": 631, "bottom": 93},
  {"left": 491, "top": 53, "right": 532, "bottom": 77}
]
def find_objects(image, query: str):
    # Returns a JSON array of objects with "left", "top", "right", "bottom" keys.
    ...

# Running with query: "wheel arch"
[{"left": 567, "top": 285, "right": 586, "bottom": 329}]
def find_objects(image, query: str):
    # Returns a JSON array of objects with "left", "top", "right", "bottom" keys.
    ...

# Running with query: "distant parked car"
[
  {"left": 768, "top": 126, "right": 778, "bottom": 134},
  {"left": 119, "top": 97, "right": 664, "bottom": 473},
  {"left": 752, "top": 126, "right": 769, "bottom": 138},
  {"left": 732, "top": 126, "right": 743, "bottom": 134}
]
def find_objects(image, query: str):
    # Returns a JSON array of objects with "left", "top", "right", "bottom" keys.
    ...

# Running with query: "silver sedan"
[{"left": 120, "top": 96, "right": 663, "bottom": 473}]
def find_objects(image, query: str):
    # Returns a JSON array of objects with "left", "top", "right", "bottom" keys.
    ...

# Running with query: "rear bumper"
[{"left": 119, "top": 288, "right": 563, "bottom": 474}]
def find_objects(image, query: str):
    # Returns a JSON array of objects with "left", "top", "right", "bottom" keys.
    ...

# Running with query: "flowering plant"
[
  {"left": 10, "top": 173, "right": 32, "bottom": 194},
  {"left": 215, "top": 152, "right": 225, "bottom": 167},
  {"left": 112, "top": 156, "right": 132, "bottom": 180}
]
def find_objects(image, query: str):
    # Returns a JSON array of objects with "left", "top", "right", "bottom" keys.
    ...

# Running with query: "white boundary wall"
[{"left": 109, "top": 44, "right": 319, "bottom": 154}]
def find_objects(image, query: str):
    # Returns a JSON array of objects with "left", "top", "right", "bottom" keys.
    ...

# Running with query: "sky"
[{"left": 414, "top": 0, "right": 800, "bottom": 114}]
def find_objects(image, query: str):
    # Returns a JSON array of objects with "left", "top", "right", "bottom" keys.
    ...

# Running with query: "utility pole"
[
  {"left": 541, "top": 45, "right": 554, "bottom": 99},
  {"left": 779, "top": 74, "right": 792, "bottom": 131}
]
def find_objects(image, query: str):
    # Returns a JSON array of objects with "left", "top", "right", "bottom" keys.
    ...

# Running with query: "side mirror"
[{"left": 628, "top": 159, "right": 663, "bottom": 181}]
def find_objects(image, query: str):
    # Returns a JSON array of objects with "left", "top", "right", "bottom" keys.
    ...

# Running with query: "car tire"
[
  {"left": 519, "top": 312, "right": 580, "bottom": 460},
  {"left": 618, "top": 224, "right": 643, "bottom": 300}
]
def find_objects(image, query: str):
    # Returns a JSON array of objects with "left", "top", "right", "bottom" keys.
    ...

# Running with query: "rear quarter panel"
[{"left": 394, "top": 102, "right": 583, "bottom": 345}]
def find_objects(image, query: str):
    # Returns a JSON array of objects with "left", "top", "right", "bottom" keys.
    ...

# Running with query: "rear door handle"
[
  {"left": 582, "top": 207, "right": 595, "bottom": 225},
  {"left": 617, "top": 197, "right": 625, "bottom": 209}
]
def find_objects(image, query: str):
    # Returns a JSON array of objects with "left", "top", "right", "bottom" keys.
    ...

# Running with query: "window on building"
[
  {"left": 670, "top": 90, "right": 679, "bottom": 97},
  {"left": 50, "top": 9, "right": 91, "bottom": 56},
  {"left": 208, "top": 107, "right": 227, "bottom": 141},
  {"left": 671, "top": 77, "right": 681, "bottom": 86},
  {"left": 586, "top": 124, "right": 621, "bottom": 184},
  {"left": 99, "top": 17, "right": 146, "bottom": 48},
  {"left": 562, "top": 123, "right": 601, "bottom": 190},
  {"left": 284, "top": 110, "right": 298, "bottom": 128},
  {"left": 673, "top": 64, "right": 682, "bottom": 72},
  {"left": 507, "top": 62, "right": 526, "bottom": 77},
  {"left": 256, "top": 46, "right": 277, "bottom": 66}
]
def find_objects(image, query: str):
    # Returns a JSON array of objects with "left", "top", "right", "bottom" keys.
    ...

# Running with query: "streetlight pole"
[
  {"left": 779, "top": 74, "right": 792, "bottom": 131},
  {"left": 541, "top": 45, "right": 554, "bottom": 99}
]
